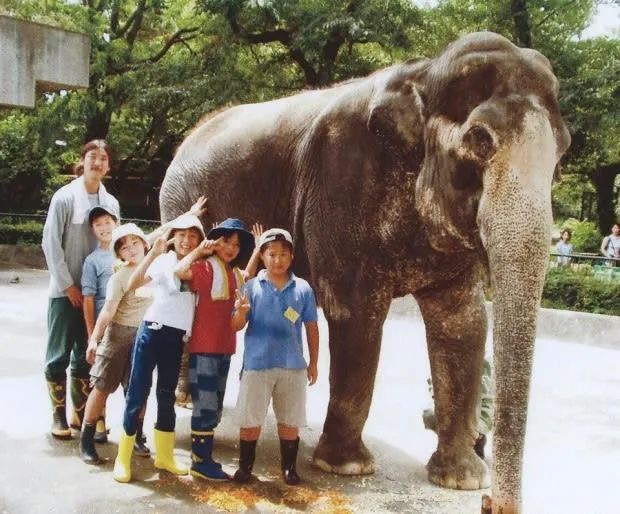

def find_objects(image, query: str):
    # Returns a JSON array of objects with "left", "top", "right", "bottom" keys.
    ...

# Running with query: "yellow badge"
[{"left": 283, "top": 306, "right": 300, "bottom": 324}]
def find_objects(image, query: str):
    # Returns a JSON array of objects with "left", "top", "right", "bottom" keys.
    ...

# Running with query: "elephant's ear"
[{"left": 367, "top": 79, "right": 425, "bottom": 152}]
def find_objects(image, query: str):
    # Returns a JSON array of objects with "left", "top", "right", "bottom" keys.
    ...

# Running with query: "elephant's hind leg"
[
  {"left": 312, "top": 282, "right": 392, "bottom": 475},
  {"left": 415, "top": 279, "right": 490, "bottom": 490}
]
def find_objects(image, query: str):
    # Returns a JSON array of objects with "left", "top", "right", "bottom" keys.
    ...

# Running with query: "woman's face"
[
  {"left": 561, "top": 231, "right": 570, "bottom": 242},
  {"left": 612, "top": 224, "right": 620, "bottom": 236},
  {"left": 81, "top": 148, "right": 110, "bottom": 183},
  {"left": 215, "top": 233, "right": 241, "bottom": 264},
  {"left": 173, "top": 228, "right": 202, "bottom": 257}
]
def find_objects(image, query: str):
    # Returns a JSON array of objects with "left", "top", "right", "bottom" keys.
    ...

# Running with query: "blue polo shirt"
[
  {"left": 81, "top": 247, "right": 115, "bottom": 318},
  {"left": 242, "top": 270, "right": 318, "bottom": 371}
]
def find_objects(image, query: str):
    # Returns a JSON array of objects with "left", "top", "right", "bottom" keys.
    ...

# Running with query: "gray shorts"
[
  {"left": 234, "top": 368, "right": 307, "bottom": 428},
  {"left": 89, "top": 322, "right": 137, "bottom": 394}
]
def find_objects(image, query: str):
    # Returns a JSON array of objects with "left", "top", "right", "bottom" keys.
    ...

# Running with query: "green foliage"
[
  {"left": 560, "top": 218, "right": 602, "bottom": 253},
  {"left": 0, "top": 219, "right": 43, "bottom": 245},
  {"left": 543, "top": 267, "right": 620, "bottom": 315}
]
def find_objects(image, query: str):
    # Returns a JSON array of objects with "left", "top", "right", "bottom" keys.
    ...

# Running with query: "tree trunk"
[
  {"left": 591, "top": 163, "right": 620, "bottom": 234},
  {"left": 511, "top": 0, "right": 532, "bottom": 48}
]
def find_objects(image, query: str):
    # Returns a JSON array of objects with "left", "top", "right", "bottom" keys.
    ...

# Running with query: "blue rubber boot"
[{"left": 190, "top": 431, "right": 230, "bottom": 481}]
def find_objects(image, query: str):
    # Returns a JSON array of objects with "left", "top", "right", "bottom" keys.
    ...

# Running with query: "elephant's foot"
[
  {"left": 312, "top": 433, "right": 375, "bottom": 475},
  {"left": 426, "top": 447, "right": 490, "bottom": 490}
]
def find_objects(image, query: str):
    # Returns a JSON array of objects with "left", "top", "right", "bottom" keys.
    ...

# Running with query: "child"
[
  {"left": 113, "top": 214, "right": 205, "bottom": 483},
  {"left": 81, "top": 198, "right": 208, "bottom": 466},
  {"left": 174, "top": 218, "right": 259, "bottom": 481},
  {"left": 231, "top": 228, "right": 319, "bottom": 485},
  {"left": 80, "top": 223, "right": 150, "bottom": 464},
  {"left": 78, "top": 205, "right": 119, "bottom": 441}
]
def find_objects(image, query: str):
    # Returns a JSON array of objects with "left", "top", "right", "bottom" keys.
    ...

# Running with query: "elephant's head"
[{"left": 376, "top": 33, "right": 570, "bottom": 512}]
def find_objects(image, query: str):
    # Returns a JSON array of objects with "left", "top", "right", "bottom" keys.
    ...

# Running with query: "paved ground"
[{"left": 0, "top": 264, "right": 618, "bottom": 514}]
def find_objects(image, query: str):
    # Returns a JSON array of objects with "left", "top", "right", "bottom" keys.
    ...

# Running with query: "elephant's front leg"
[
  {"left": 312, "top": 284, "right": 392, "bottom": 475},
  {"left": 415, "top": 280, "right": 490, "bottom": 490}
]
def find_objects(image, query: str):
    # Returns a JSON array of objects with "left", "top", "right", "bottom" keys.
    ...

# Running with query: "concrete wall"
[{"left": 0, "top": 15, "right": 90, "bottom": 108}]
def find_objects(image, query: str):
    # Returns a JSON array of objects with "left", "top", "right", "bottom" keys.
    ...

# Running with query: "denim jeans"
[{"left": 123, "top": 321, "right": 184, "bottom": 435}]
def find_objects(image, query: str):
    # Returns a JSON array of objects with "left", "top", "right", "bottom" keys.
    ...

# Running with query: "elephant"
[{"left": 159, "top": 32, "right": 570, "bottom": 514}]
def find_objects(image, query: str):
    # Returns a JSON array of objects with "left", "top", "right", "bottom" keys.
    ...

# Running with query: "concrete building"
[{"left": 0, "top": 15, "right": 90, "bottom": 108}]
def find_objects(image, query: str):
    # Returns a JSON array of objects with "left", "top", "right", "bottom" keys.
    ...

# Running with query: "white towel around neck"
[
  {"left": 207, "top": 255, "right": 244, "bottom": 300},
  {"left": 69, "top": 175, "right": 118, "bottom": 224}
]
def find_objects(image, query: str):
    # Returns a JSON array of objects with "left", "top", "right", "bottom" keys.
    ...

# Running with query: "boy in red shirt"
[{"left": 175, "top": 218, "right": 260, "bottom": 480}]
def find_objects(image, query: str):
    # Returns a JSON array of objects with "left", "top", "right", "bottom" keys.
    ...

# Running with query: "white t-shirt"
[{"left": 142, "top": 251, "right": 195, "bottom": 333}]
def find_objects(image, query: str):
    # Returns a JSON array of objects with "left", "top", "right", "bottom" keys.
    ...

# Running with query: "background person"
[
  {"left": 555, "top": 228, "right": 573, "bottom": 267},
  {"left": 600, "top": 222, "right": 620, "bottom": 267}
]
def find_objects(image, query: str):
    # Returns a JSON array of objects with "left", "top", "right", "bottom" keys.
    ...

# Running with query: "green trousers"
[{"left": 44, "top": 297, "right": 89, "bottom": 381}]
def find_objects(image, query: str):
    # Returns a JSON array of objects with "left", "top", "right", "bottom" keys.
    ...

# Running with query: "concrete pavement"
[{"left": 0, "top": 264, "right": 618, "bottom": 514}]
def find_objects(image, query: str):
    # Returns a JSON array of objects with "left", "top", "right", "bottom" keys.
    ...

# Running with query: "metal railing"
[{"left": 0, "top": 212, "right": 160, "bottom": 228}]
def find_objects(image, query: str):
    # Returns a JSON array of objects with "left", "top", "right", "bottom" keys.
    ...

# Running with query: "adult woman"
[
  {"left": 600, "top": 222, "right": 620, "bottom": 267},
  {"left": 42, "top": 139, "right": 120, "bottom": 439}
]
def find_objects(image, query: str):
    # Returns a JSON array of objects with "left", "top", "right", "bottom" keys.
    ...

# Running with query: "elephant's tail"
[{"left": 159, "top": 165, "right": 191, "bottom": 223}]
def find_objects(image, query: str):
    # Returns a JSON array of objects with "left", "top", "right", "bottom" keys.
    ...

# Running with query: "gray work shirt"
[{"left": 42, "top": 176, "right": 119, "bottom": 298}]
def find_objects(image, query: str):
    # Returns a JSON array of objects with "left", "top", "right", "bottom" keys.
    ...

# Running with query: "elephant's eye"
[{"left": 452, "top": 159, "right": 483, "bottom": 191}]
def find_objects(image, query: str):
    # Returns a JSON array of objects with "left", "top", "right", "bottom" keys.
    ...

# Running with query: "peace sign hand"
[
  {"left": 198, "top": 237, "right": 223, "bottom": 257},
  {"left": 152, "top": 236, "right": 169, "bottom": 256},
  {"left": 234, "top": 289, "right": 250, "bottom": 314}
]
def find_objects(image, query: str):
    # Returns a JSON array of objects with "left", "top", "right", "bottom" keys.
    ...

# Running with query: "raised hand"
[
  {"left": 188, "top": 195, "right": 208, "bottom": 217},
  {"left": 152, "top": 236, "right": 169, "bottom": 256},
  {"left": 234, "top": 288, "right": 251, "bottom": 314},
  {"left": 198, "top": 236, "right": 223, "bottom": 257},
  {"left": 251, "top": 223, "right": 264, "bottom": 246}
]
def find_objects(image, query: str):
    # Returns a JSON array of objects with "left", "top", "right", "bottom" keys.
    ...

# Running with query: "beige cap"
[
  {"left": 111, "top": 223, "right": 148, "bottom": 258},
  {"left": 166, "top": 214, "right": 205, "bottom": 239}
]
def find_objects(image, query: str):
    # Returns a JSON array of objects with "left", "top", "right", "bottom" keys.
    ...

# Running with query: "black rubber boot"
[
  {"left": 474, "top": 433, "right": 487, "bottom": 459},
  {"left": 133, "top": 418, "right": 151, "bottom": 458},
  {"left": 80, "top": 423, "right": 102, "bottom": 464},
  {"left": 233, "top": 439, "right": 257, "bottom": 483},
  {"left": 94, "top": 415, "right": 108, "bottom": 444},
  {"left": 69, "top": 377, "right": 91, "bottom": 430},
  {"left": 47, "top": 379, "right": 72, "bottom": 440},
  {"left": 280, "top": 438, "right": 301, "bottom": 485}
]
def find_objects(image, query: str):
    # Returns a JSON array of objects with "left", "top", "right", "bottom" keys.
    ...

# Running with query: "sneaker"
[{"left": 134, "top": 438, "right": 151, "bottom": 458}]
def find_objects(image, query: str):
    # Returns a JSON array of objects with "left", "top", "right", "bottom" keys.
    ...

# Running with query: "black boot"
[
  {"left": 133, "top": 418, "right": 151, "bottom": 457},
  {"left": 280, "top": 438, "right": 301, "bottom": 485},
  {"left": 80, "top": 423, "right": 102, "bottom": 464},
  {"left": 69, "top": 377, "right": 91, "bottom": 430},
  {"left": 46, "top": 379, "right": 72, "bottom": 440},
  {"left": 474, "top": 433, "right": 487, "bottom": 459},
  {"left": 233, "top": 439, "right": 257, "bottom": 483},
  {"left": 94, "top": 415, "right": 108, "bottom": 444}
]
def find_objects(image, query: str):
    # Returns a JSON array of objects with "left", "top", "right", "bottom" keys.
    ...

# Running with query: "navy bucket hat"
[{"left": 207, "top": 218, "right": 255, "bottom": 266}]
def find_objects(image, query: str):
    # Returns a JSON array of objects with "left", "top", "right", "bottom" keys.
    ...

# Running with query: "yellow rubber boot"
[
  {"left": 113, "top": 430, "right": 136, "bottom": 483},
  {"left": 153, "top": 429, "right": 188, "bottom": 475}
]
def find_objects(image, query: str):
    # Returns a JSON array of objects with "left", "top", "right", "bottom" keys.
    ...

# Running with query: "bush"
[
  {"left": 543, "top": 267, "right": 620, "bottom": 315},
  {"left": 0, "top": 219, "right": 43, "bottom": 245},
  {"left": 560, "top": 218, "right": 602, "bottom": 253}
]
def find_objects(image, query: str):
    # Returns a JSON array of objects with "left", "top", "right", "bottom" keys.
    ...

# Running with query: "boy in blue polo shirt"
[{"left": 231, "top": 228, "right": 319, "bottom": 486}]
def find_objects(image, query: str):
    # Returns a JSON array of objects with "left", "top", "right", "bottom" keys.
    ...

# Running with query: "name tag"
[
  {"left": 283, "top": 306, "right": 300, "bottom": 324},
  {"left": 135, "top": 286, "right": 152, "bottom": 298}
]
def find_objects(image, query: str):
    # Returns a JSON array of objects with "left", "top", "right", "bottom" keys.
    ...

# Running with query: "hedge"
[
  {"left": 542, "top": 267, "right": 620, "bottom": 316},
  {"left": 0, "top": 219, "right": 43, "bottom": 245}
]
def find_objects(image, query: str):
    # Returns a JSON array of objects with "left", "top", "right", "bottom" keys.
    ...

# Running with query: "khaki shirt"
[{"left": 106, "top": 264, "right": 152, "bottom": 328}]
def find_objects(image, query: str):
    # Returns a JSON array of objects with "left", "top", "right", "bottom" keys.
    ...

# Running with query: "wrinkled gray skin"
[{"left": 160, "top": 32, "right": 570, "bottom": 514}]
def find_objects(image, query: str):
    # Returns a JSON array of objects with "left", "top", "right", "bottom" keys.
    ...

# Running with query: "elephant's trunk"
[{"left": 478, "top": 112, "right": 556, "bottom": 514}]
